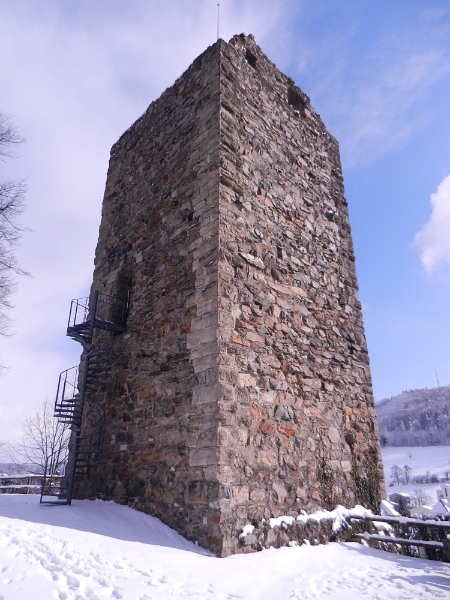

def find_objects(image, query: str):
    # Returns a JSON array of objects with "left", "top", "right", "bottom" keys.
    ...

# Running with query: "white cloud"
[
  {"left": 341, "top": 47, "right": 450, "bottom": 165},
  {"left": 296, "top": 11, "right": 450, "bottom": 166},
  {"left": 415, "top": 174, "right": 450, "bottom": 275}
]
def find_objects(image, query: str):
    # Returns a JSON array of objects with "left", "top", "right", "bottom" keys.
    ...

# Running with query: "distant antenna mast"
[
  {"left": 436, "top": 371, "right": 440, "bottom": 388},
  {"left": 217, "top": 4, "right": 220, "bottom": 41}
]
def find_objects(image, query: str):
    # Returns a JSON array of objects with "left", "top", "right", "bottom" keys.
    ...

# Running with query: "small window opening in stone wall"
[
  {"left": 245, "top": 48, "right": 257, "bottom": 68},
  {"left": 114, "top": 264, "right": 134, "bottom": 305},
  {"left": 288, "top": 86, "right": 307, "bottom": 116},
  {"left": 182, "top": 206, "right": 194, "bottom": 221}
]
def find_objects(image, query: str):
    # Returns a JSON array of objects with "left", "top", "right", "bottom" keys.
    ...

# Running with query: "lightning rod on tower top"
[{"left": 217, "top": 4, "right": 220, "bottom": 41}]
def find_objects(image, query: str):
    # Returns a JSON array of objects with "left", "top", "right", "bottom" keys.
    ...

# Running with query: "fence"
[
  {"left": 0, "top": 474, "right": 62, "bottom": 495},
  {"left": 348, "top": 513, "right": 450, "bottom": 562}
]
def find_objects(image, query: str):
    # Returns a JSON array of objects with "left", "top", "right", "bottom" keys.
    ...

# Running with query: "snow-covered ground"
[
  {"left": 381, "top": 446, "right": 450, "bottom": 501},
  {"left": 1, "top": 495, "right": 449, "bottom": 599}
]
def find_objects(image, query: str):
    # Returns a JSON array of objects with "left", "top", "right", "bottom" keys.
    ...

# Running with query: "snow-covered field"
[
  {"left": 0, "top": 496, "right": 449, "bottom": 599},
  {"left": 381, "top": 446, "right": 450, "bottom": 500}
]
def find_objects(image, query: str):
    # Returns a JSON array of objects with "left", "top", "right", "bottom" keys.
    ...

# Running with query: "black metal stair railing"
[
  {"left": 67, "top": 291, "right": 128, "bottom": 349},
  {"left": 93, "top": 292, "right": 128, "bottom": 333},
  {"left": 53, "top": 350, "right": 111, "bottom": 430},
  {"left": 66, "top": 297, "right": 92, "bottom": 349},
  {"left": 53, "top": 366, "right": 82, "bottom": 428},
  {"left": 40, "top": 410, "right": 105, "bottom": 504},
  {"left": 40, "top": 455, "right": 69, "bottom": 502},
  {"left": 40, "top": 289, "right": 128, "bottom": 506}
]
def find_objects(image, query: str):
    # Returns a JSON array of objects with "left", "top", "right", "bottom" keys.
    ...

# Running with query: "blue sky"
[{"left": 0, "top": 0, "right": 449, "bottom": 442}]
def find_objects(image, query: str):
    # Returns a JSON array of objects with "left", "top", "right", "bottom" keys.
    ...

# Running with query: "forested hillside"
[{"left": 376, "top": 385, "right": 450, "bottom": 446}]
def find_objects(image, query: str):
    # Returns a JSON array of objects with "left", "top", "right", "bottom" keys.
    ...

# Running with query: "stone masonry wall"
[
  {"left": 212, "top": 35, "right": 385, "bottom": 555},
  {"left": 76, "top": 41, "right": 224, "bottom": 552},
  {"left": 75, "top": 34, "right": 385, "bottom": 558}
]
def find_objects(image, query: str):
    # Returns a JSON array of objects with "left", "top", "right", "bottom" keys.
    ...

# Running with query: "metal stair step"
[
  {"left": 56, "top": 417, "right": 81, "bottom": 423},
  {"left": 87, "top": 373, "right": 110, "bottom": 378}
]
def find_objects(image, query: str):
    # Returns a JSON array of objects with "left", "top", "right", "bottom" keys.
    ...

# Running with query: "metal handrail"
[
  {"left": 94, "top": 292, "right": 128, "bottom": 328},
  {"left": 55, "top": 366, "right": 79, "bottom": 403},
  {"left": 67, "top": 297, "right": 90, "bottom": 330},
  {"left": 68, "top": 292, "right": 128, "bottom": 330},
  {"left": 40, "top": 450, "right": 69, "bottom": 503}
]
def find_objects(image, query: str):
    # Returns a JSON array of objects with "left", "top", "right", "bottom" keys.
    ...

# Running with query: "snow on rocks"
[
  {"left": 238, "top": 524, "right": 255, "bottom": 540},
  {"left": 239, "top": 504, "right": 375, "bottom": 550},
  {"left": 298, "top": 503, "right": 374, "bottom": 532},
  {"left": 268, "top": 515, "right": 295, "bottom": 529},
  {"left": 0, "top": 495, "right": 449, "bottom": 599}
]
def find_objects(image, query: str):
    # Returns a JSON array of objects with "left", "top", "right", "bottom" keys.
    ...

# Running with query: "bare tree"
[
  {"left": 390, "top": 464, "right": 403, "bottom": 486},
  {"left": 410, "top": 488, "right": 433, "bottom": 507},
  {"left": 0, "top": 113, "right": 27, "bottom": 340},
  {"left": 9, "top": 401, "right": 70, "bottom": 475},
  {"left": 403, "top": 464, "right": 412, "bottom": 484}
]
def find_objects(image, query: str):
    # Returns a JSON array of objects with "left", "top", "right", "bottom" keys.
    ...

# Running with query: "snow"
[
  {"left": 381, "top": 445, "right": 450, "bottom": 500},
  {"left": 297, "top": 504, "right": 374, "bottom": 533},
  {"left": 429, "top": 499, "right": 450, "bottom": 517},
  {"left": 1, "top": 495, "right": 449, "bottom": 599},
  {"left": 245, "top": 505, "right": 375, "bottom": 537},
  {"left": 269, "top": 515, "right": 295, "bottom": 528},
  {"left": 239, "top": 524, "right": 255, "bottom": 539},
  {"left": 380, "top": 499, "right": 400, "bottom": 517}
]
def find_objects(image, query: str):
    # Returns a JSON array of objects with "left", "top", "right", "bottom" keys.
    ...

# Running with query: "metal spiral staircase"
[{"left": 40, "top": 290, "right": 128, "bottom": 505}]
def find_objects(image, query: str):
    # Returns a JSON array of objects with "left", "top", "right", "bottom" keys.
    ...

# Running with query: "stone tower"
[{"left": 74, "top": 34, "right": 385, "bottom": 556}]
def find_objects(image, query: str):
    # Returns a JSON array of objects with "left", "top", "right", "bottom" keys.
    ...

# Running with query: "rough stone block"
[{"left": 190, "top": 448, "right": 219, "bottom": 467}]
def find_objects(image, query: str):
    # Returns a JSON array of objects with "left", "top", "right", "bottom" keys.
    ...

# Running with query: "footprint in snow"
[{"left": 66, "top": 574, "right": 81, "bottom": 590}]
